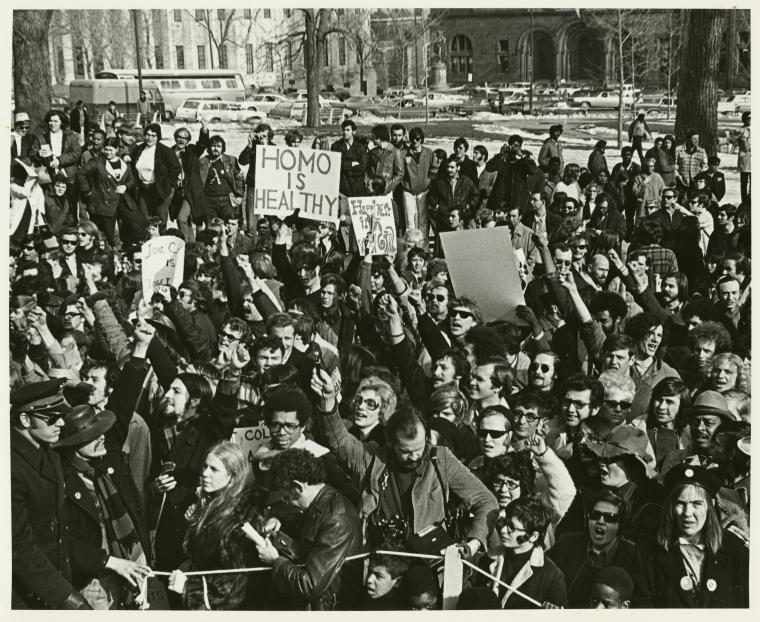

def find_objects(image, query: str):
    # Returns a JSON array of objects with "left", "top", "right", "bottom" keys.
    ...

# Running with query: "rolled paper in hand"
[{"left": 241, "top": 522, "right": 268, "bottom": 547}]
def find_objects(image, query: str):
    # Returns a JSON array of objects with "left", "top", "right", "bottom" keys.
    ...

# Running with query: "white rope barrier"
[
  {"left": 149, "top": 549, "right": 443, "bottom": 577},
  {"left": 460, "top": 558, "right": 543, "bottom": 608}
]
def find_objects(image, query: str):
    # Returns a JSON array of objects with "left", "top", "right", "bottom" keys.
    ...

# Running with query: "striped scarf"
[{"left": 71, "top": 455, "right": 145, "bottom": 563}]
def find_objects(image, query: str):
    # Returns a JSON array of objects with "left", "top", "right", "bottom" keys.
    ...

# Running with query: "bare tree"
[
  {"left": 13, "top": 10, "right": 54, "bottom": 129},
  {"left": 674, "top": 10, "right": 726, "bottom": 155},
  {"left": 186, "top": 9, "right": 254, "bottom": 70}
]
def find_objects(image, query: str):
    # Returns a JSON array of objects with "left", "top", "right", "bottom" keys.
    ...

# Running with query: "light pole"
[
  {"left": 132, "top": 10, "right": 144, "bottom": 95},
  {"left": 529, "top": 9, "right": 534, "bottom": 114}
]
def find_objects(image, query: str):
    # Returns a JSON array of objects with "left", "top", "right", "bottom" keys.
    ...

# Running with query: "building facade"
[
  {"left": 48, "top": 9, "right": 376, "bottom": 95},
  {"left": 432, "top": 8, "right": 750, "bottom": 89}
]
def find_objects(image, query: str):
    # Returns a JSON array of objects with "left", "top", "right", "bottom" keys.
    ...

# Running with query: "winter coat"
[
  {"left": 11, "top": 428, "right": 76, "bottom": 608},
  {"left": 130, "top": 141, "right": 182, "bottom": 200},
  {"left": 637, "top": 532, "right": 748, "bottom": 607},
  {"left": 271, "top": 485, "right": 361, "bottom": 610},
  {"left": 317, "top": 406, "right": 499, "bottom": 548},
  {"left": 77, "top": 155, "right": 138, "bottom": 217}
]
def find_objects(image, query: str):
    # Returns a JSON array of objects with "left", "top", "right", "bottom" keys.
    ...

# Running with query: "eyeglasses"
[
  {"left": 477, "top": 428, "right": 508, "bottom": 440},
  {"left": 530, "top": 362, "right": 551, "bottom": 373},
  {"left": 220, "top": 330, "right": 240, "bottom": 341},
  {"left": 512, "top": 411, "right": 540, "bottom": 423},
  {"left": 501, "top": 522, "right": 526, "bottom": 534},
  {"left": 562, "top": 398, "right": 590, "bottom": 410},
  {"left": 663, "top": 195, "right": 676, "bottom": 200},
  {"left": 604, "top": 399, "right": 632, "bottom": 410},
  {"left": 63, "top": 312, "right": 82, "bottom": 319},
  {"left": 555, "top": 259, "right": 572, "bottom": 267},
  {"left": 61, "top": 239, "right": 78, "bottom": 246},
  {"left": 267, "top": 421, "right": 301, "bottom": 433},
  {"left": 451, "top": 309, "right": 474, "bottom": 320},
  {"left": 145, "top": 132, "right": 158, "bottom": 138},
  {"left": 426, "top": 293, "right": 447, "bottom": 303},
  {"left": 493, "top": 478, "right": 520, "bottom": 491},
  {"left": 353, "top": 395, "right": 381, "bottom": 410},
  {"left": 176, "top": 135, "right": 191, "bottom": 141},
  {"left": 588, "top": 510, "right": 620, "bottom": 523},
  {"left": 23, "top": 245, "right": 35, "bottom": 251}
]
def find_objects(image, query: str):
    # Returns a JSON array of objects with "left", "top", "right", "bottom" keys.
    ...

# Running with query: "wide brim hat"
[
  {"left": 53, "top": 405, "right": 116, "bottom": 448},
  {"left": 14, "top": 112, "right": 30, "bottom": 124},
  {"left": 687, "top": 390, "right": 735, "bottom": 422},
  {"left": 585, "top": 425, "right": 656, "bottom": 479}
]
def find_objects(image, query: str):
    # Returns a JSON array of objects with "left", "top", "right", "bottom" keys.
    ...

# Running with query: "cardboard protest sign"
[
  {"left": 231, "top": 425, "right": 271, "bottom": 465},
  {"left": 253, "top": 145, "right": 341, "bottom": 223},
  {"left": 439, "top": 227, "right": 525, "bottom": 321},
  {"left": 347, "top": 195, "right": 397, "bottom": 256},
  {"left": 141, "top": 236, "right": 185, "bottom": 301}
]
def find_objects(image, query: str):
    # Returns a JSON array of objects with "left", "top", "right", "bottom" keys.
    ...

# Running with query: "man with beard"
[
  {"left": 199, "top": 135, "right": 244, "bottom": 223},
  {"left": 659, "top": 391, "right": 737, "bottom": 477},
  {"left": 486, "top": 134, "right": 540, "bottom": 214},
  {"left": 312, "top": 368, "right": 498, "bottom": 555}
]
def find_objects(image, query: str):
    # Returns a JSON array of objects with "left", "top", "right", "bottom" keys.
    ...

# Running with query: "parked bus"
[
  {"left": 69, "top": 78, "right": 164, "bottom": 127},
  {"left": 94, "top": 69, "right": 246, "bottom": 118}
]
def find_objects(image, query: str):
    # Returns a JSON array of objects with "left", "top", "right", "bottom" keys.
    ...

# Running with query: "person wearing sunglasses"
[
  {"left": 348, "top": 377, "right": 395, "bottom": 446},
  {"left": 170, "top": 119, "right": 209, "bottom": 244},
  {"left": 478, "top": 495, "right": 567, "bottom": 609},
  {"left": 584, "top": 422, "right": 663, "bottom": 545},
  {"left": 11, "top": 378, "right": 94, "bottom": 609},
  {"left": 588, "top": 192, "right": 627, "bottom": 241},
  {"left": 11, "top": 111, "right": 41, "bottom": 166},
  {"left": 547, "top": 489, "right": 643, "bottom": 608},
  {"left": 448, "top": 296, "right": 482, "bottom": 345}
]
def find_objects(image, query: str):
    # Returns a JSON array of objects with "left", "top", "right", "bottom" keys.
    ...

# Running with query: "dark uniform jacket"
[
  {"left": 11, "top": 429, "right": 75, "bottom": 608},
  {"left": 331, "top": 138, "right": 368, "bottom": 197}
]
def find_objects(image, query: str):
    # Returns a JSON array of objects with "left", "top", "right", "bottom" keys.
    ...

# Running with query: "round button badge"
[
  {"left": 680, "top": 576, "right": 693, "bottom": 591},
  {"left": 706, "top": 579, "right": 717, "bottom": 592}
]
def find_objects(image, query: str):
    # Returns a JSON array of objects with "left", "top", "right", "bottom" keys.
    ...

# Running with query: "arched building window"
[{"left": 450, "top": 34, "right": 473, "bottom": 77}]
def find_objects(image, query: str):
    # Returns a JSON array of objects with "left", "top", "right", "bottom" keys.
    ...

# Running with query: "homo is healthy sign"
[{"left": 253, "top": 145, "right": 341, "bottom": 223}]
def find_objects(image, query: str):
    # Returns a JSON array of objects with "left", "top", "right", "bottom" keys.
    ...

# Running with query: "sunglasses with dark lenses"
[
  {"left": 426, "top": 293, "right": 447, "bottom": 302},
  {"left": 63, "top": 312, "right": 82, "bottom": 319},
  {"left": 604, "top": 399, "right": 632, "bottom": 410},
  {"left": 555, "top": 259, "right": 572, "bottom": 267},
  {"left": 530, "top": 362, "right": 551, "bottom": 373},
  {"left": 664, "top": 194, "right": 676, "bottom": 200},
  {"left": 29, "top": 412, "right": 65, "bottom": 425},
  {"left": 451, "top": 309, "right": 474, "bottom": 320},
  {"left": 23, "top": 245, "right": 35, "bottom": 251},
  {"left": 61, "top": 239, "right": 78, "bottom": 246},
  {"left": 220, "top": 330, "right": 240, "bottom": 341},
  {"left": 588, "top": 510, "right": 620, "bottom": 523},
  {"left": 353, "top": 395, "right": 380, "bottom": 410},
  {"left": 562, "top": 398, "right": 590, "bottom": 410},
  {"left": 477, "top": 428, "right": 508, "bottom": 439}
]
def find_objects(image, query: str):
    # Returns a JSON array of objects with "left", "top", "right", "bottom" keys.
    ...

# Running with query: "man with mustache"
[{"left": 312, "top": 368, "right": 498, "bottom": 557}]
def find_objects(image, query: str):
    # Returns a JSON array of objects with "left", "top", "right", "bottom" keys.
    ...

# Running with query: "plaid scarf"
[{"left": 71, "top": 455, "right": 145, "bottom": 563}]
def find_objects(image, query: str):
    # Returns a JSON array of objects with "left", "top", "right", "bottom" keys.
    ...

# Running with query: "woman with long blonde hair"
[{"left": 168, "top": 441, "right": 260, "bottom": 610}]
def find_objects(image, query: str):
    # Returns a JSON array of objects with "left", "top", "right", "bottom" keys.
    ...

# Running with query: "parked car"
[
  {"left": 343, "top": 95, "right": 386, "bottom": 115},
  {"left": 637, "top": 96, "right": 677, "bottom": 118},
  {"left": 456, "top": 96, "right": 496, "bottom": 116},
  {"left": 246, "top": 93, "right": 288, "bottom": 113},
  {"left": 175, "top": 99, "right": 266, "bottom": 123},
  {"left": 414, "top": 91, "right": 468, "bottom": 110},
  {"left": 572, "top": 90, "right": 635, "bottom": 110},
  {"left": 718, "top": 93, "right": 751, "bottom": 115},
  {"left": 269, "top": 99, "right": 342, "bottom": 124}
]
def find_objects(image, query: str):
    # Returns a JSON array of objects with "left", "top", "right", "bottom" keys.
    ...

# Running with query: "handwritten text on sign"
[
  {"left": 253, "top": 145, "right": 341, "bottom": 223},
  {"left": 348, "top": 195, "right": 397, "bottom": 256},
  {"left": 141, "top": 236, "right": 185, "bottom": 301},
  {"left": 231, "top": 425, "right": 271, "bottom": 465}
]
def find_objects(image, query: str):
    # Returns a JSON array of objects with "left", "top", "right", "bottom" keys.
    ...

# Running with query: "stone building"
[
  {"left": 48, "top": 9, "right": 376, "bottom": 95},
  {"left": 432, "top": 8, "right": 750, "bottom": 89}
]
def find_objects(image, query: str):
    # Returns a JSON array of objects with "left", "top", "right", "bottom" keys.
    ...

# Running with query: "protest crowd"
[{"left": 9, "top": 103, "right": 751, "bottom": 610}]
